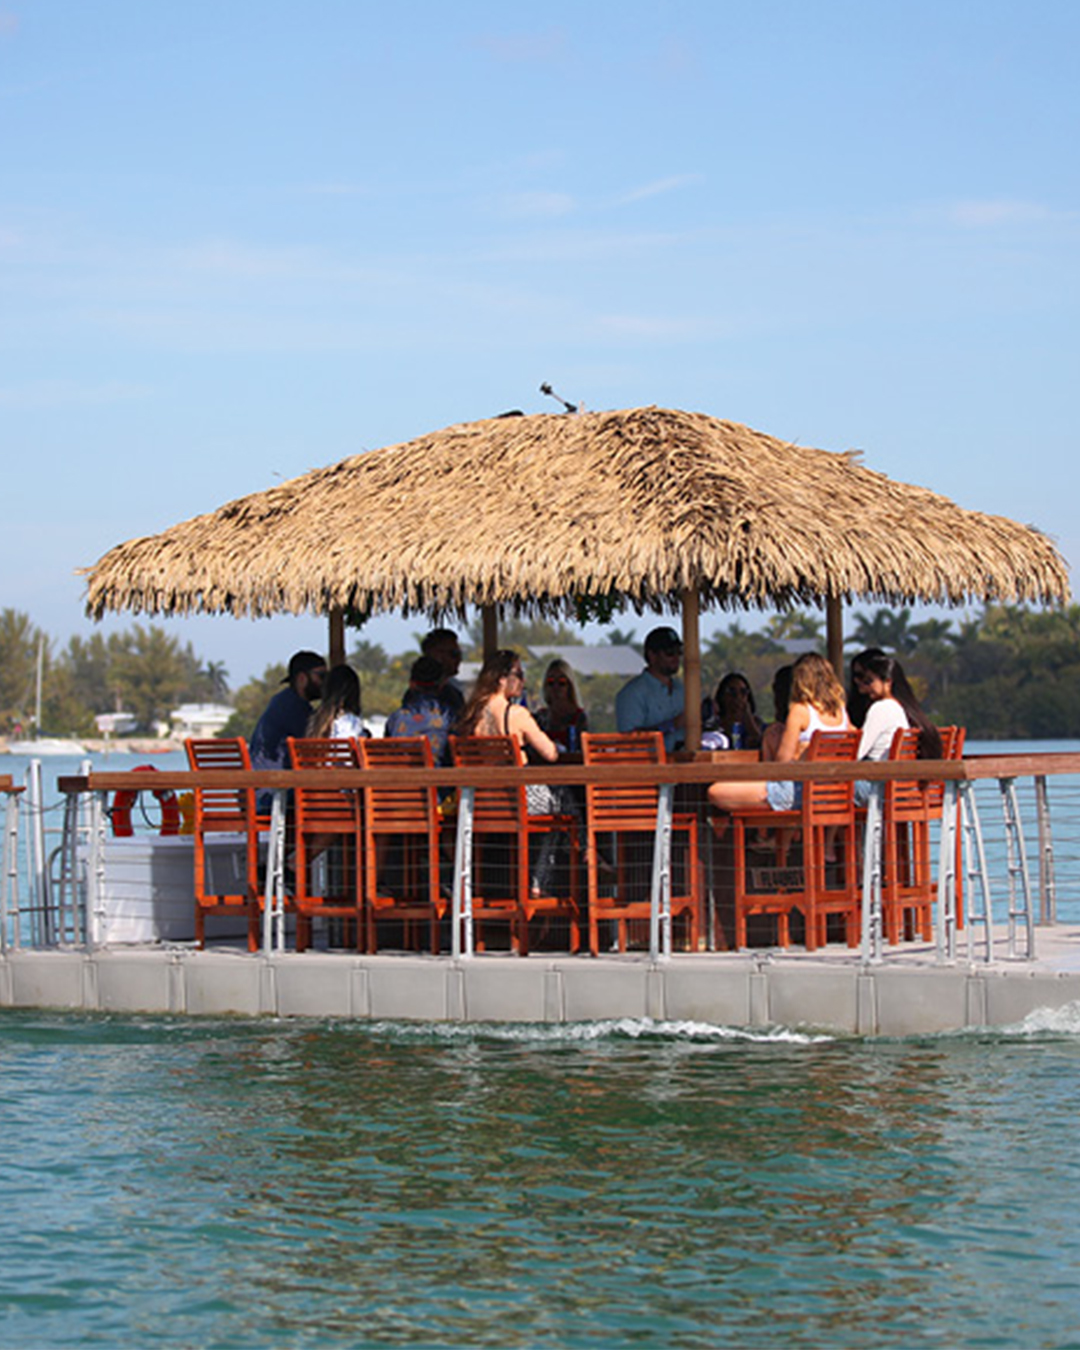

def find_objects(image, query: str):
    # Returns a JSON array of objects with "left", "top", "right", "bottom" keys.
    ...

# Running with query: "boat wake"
[{"left": 357, "top": 1017, "right": 834, "bottom": 1045}]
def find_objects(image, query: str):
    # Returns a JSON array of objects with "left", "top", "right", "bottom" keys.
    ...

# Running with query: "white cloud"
[
  {"left": 613, "top": 174, "right": 705, "bottom": 207},
  {"left": 477, "top": 226, "right": 701, "bottom": 265},
  {"left": 499, "top": 191, "right": 576, "bottom": 220},
  {"left": 945, "top": 199, "right": 1056, "bottom": 228},
  {"left": 592, "top": 313, "right": 716, "bottom": 341},
  {"left": 167, "top": 239, "right": 385, "bottom": 286},
  {"left": 296, "top": 181, "right": 379, "bottom": 199},
  {"left": 0, "top": 380, "right": 152, "bottom": 408},
  {"left": 171, "top": 239, "right": 326, "bottom": 278},
  {"left": 474, "top": 28, "right": 567, "bottom": 64}
]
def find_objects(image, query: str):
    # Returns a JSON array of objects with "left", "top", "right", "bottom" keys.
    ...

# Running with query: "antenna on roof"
[{"left": 540, "top": 382, "right": 578, "bottom": 414}]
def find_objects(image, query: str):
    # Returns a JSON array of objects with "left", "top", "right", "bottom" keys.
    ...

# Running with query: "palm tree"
[
  {"left": 846, "top": 607, "right": 915, "bottom": 654},
  {"left": 348, "top": 640, "right": 389, "bottom": 675},
  {"left": 763, "top": 610, "right": 823, "bottom": 644},
  {"left": 606, "top": 627, "right": 638, "bottom": 647},
  {"left": 202, "top": 660, "right": 230, "bottom": 700}
]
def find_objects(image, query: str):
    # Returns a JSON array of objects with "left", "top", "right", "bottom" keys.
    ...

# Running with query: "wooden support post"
[
  {"left": 328, "top": 607, "right": 346, "bottom": 668},
  {"left": 682, "top": 589, "right": 701, "bottom": 754},
  {"left": 482, "top": 605, "right": 499, "bottom": 661},
  {"left": 826, "top": 594, "right": 844, "bottom": 679}
]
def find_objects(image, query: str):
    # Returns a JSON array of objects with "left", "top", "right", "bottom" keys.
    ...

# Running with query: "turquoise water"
[{"left": 4, "top": 1010, "right": 1080, "bottom": 1348}]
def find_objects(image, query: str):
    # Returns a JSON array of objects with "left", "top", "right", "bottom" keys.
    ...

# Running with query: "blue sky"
[{"left": 2, "top": 0, "right": 1078, "bottom": 686}]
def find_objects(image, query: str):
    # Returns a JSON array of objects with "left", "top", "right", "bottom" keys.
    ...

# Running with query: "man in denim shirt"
[{"left": 615, "top": 626, "right": 685, "bottom": 754}]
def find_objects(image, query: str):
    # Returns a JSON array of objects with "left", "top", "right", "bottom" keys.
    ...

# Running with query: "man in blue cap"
[{"left": 615, "top": 626, "right": 685, "bottom": 753}]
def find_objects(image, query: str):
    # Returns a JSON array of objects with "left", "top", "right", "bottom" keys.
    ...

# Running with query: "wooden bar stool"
[{"left": 726, "top": 730, "right": 860, "bottom": 951}]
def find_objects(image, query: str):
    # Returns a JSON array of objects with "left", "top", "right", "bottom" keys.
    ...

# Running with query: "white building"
[{"left": 170, "top": 703, "right": 235, "bottom": 740}]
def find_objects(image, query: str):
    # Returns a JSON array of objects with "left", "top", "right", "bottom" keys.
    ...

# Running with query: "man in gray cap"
[{"left": 615, "top": 626, "right": 685, "bottom": 753}]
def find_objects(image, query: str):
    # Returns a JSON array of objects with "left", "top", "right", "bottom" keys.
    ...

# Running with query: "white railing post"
[
  {"left": 24, "top": 760, "right": 50, "bottom": 946},
  {"left": 1034, "top": 775, "right": 1056, "bottom": 926},
  {"left": 85, "top": 790, "right": 107, "bottom": 951},
  {"left": 958, "top": 781, "right": 995, "bottom": 964},
  {"left": 264, "top": 789, "right": 289, "bottom": 956},
  {"left": 860, "top": 782, "right": 884, "bottom": 964},
  {"left": 1, "top": 789, "right": 19, "bottom": 952},
  {"left": 650, "top": 784, "right": 674, "bottom": 962},
  {"left": 999, "top": 777, "right": 1035, "bottom": 960},
  {"left": 452, "top": 787, "right": 475, "bottom": 959},
  {"left": 935, "top": 781, "right": 960, "bottom": 963}
]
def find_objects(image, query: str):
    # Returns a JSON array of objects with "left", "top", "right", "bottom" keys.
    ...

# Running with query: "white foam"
[
  {"left": 357, "top": 1017, "right": 833, "bottom": 1045},
  {"left": 1002, "top": 1001, "right": 1080, "bottom": 1037}
]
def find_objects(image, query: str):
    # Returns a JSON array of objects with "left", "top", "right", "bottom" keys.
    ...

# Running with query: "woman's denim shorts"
[{"left": 766, "top": 780, "right": 802, "bottom": 811}]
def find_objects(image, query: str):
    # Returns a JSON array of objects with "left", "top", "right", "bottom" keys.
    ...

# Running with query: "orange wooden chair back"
[
  {"left": 884, "top": 727, "right": 925, "bottom": 819},
  {"left": 186, "top": 737, "right": 258, "bottom": 830},
  {"left": 448, "top": 735, "right": 580, "bottom": 955},
  {"left": 581, "top": 732, "right": 699, "bottom": 957},
  {"left": 448, "top": 735, "right": 529, "bottom": 952},
  {"left": 449, "top": 734, "right": 524, "bottom": 831},
  {"left": 184, "top": 737, "right": 262, "bottom": 951},
  {"left": 287, "top": 737, "right": 363, "bottom": 951},
  {"left": 926, "top": 726, "right": 966, "bottom": 815},
  {"left": 360, "top": 735, "right": 436, "bottom": 831},
  {"left": 879, "top": 727, "right": 933, "bottom": 944},
  {"left": 288, "top": 736, "right": 361, "bottom": 831},
  {"left": 358, "top": 736, "right": 443, "bottom": 953},
  {"left": 926, "top": 725, "right": 966, "bottom": 927},
  {"left": 801, "top": 729, "right": 860, "bottom": 827},
  {"left": 582, "top": 731, "right": 663, "bottom": 831}
]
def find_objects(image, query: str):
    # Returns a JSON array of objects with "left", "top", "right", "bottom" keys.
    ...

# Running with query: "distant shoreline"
[{"left": 0, "top": 738, "right": 180, "bottom": 755}]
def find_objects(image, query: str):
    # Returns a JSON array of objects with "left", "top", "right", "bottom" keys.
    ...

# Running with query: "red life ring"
[{"left": 109, "top": 764, "right": 181, "bottom": 837}]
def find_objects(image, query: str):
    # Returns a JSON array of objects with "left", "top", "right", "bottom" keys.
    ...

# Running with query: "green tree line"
[
  {"left": 0, "top": 610, "right": 226, "bottom": 736},
  {"left": 6, "top": 604, "right": 1080, "bottom": 741}
]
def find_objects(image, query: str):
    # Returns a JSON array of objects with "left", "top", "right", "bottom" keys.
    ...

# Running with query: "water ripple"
[{"left": 2, "top": 1010, "right": 1080, "bottom": 1347}]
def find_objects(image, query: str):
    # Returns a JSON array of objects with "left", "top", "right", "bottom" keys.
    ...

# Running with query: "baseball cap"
[
  {"left": 410, "top": 655, "right": 445, "bottom": 687},
  {"left": 644, "top": 625, "right": 682, "bottom": 653},
  {"left": 283, "top": 651, "right": 327, "bottom": 683}
]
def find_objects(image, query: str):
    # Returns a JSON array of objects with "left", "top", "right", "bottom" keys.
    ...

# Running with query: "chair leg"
[{"left": 587, "top": 829, "right": 601, "bottom": 957}]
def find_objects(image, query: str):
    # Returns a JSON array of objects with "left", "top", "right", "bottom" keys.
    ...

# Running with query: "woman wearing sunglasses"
[{"left": 535, "top": 659, "right": 588, "bottom": 753}]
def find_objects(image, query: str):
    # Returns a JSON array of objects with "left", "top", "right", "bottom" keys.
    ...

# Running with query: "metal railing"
[
  {"left": 0, "top": 761, "right": 94, "bottom": 952},
  {"left": 12, "top": 751, "right": 1078, "bottom": 964}
]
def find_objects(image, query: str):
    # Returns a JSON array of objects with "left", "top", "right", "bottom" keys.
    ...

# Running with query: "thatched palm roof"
[{"left": 83, "top": 407, "right": 1070, "bottom": 621}]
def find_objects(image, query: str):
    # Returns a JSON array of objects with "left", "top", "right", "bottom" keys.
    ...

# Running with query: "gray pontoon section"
[{"left": 4, "top": 939, "right": 1080, "bottom": 1036}]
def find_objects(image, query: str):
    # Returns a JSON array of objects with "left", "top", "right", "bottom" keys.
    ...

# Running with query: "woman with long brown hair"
[
  {"left": 306, "top": 664, "right": 366, "bottom": 739},
  {"left": 457, "top": 650, "right": 560, "bottom": 759},
  {"left": 708, "top": 652, "right": 849, "bottom": 814},
  {"left": 457, "top": 649, "right": 577, "bottom": 894}
]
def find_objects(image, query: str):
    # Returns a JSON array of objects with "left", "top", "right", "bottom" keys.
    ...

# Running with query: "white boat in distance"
[
  {"left": 6, "top": 737, "right": 87, "bottom": 756},
  {"left": 6, "top": 634, "right": 87, "bottom": 755}
]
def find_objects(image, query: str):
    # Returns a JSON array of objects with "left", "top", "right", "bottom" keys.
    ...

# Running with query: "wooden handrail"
[{"left": 55, "top": 751, "right": 1080, "bottom": 798}]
